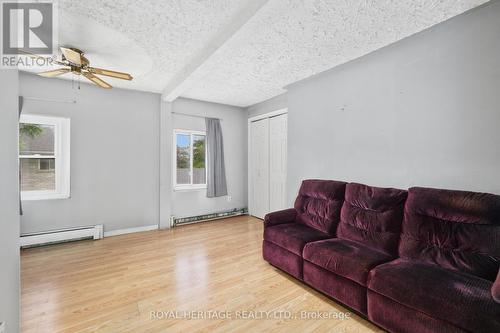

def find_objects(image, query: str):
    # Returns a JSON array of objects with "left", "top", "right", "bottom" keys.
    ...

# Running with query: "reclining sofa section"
[
  {"left": 262, "top": 179, "right": 500, "bottom": 333},
  {"left": 263, "top": 179, "right": 347, "bottom": 279}
]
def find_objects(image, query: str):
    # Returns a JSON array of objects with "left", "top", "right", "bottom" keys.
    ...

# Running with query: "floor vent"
[
  {"left": 20, "top": 225, "right": 103, "bottom": 248},
  {"left": 172, "top": 208, "right": 247, "bottom": 227}
]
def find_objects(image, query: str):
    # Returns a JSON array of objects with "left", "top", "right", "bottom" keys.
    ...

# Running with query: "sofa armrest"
[
  {"left": 264, "top": 208, "right": 297, "bottom": 228},
  {"left": 493, "top": 269, "right": 500, "bottom": 303}
]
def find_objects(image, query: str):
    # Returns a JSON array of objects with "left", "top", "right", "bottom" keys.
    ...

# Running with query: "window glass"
[
  {"left": 192, "top": 135, "right": 206, "bottom": 185},
  {"left": 19, "top": 123, "right": 56, "bottom": 192},
  {"left": 174, "top": 131, "right": 207, "bottom": 188},
  {"left": 20, "top": 158, "right": 56, "bottom": 191},
  {"left": 176, "top": 133, "right": 191, "bottom": 185},
  {"left": 19, "top": 124, "right": 55, "bottom": 155}
]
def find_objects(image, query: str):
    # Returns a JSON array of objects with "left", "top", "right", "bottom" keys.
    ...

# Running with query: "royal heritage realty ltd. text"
[{"left": 150, "top": 310, "right": 352, "bottom": 320}]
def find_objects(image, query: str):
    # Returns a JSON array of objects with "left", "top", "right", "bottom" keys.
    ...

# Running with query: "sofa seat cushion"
[
  {"left": 263, "top": 223, "right": 331, "bottom": 256},
  {"left": 368, "top": 259, "right": 500, "bottom": 332},
  {"left": 303, "top": 238, "right": 394, "bottom": 286}
]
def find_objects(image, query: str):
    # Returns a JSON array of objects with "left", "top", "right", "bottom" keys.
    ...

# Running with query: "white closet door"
[
  {"left": 250, "top": 118, "right": 270, "bottom": 219},
  {"left": 269, "top": 114, "right": 287, "bottom": 212}
]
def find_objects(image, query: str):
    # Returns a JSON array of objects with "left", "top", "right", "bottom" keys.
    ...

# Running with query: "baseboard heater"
[
  {"left": 171, "top": 208, "right": 247, "bottom": 227},
  {"left": 20, "top": 225, "right": 103, "bottom": 248}
]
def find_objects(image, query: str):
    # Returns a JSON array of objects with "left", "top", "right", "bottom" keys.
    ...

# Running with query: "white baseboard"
[
  {"left": 104, "top": 224, "right": 158, "bottom": 237},
  {"left": 20, "top": 225, "right": 103, "bottom": 248},
  {"left": 20, "top": 224, "right": 159, "bottom": 247}
]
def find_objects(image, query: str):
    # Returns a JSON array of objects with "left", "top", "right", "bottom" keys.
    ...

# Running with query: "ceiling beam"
[{"left": 161, "top": 0, "right": 269, "bottom": 102}]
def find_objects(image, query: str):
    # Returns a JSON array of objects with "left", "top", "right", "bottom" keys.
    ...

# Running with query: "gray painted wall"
[
  {"left": 19, "top": 73, "right": 248, "bottom": 232},
  {"left": 159, "top": 101, "right": 173, "bottom": 229},
  {"left": 171, "top": 98, "right": 247, "bottom": 218},
  {"left": 0, "top": 69, "right": 20, "bottom": 333},
  {"left": 246, "top": 93, "right": 287, "bottom": 118},
  {"left": 286, "top": 1, "right": 500, "bottom": 203},
  {"left": 19, "top": 73, "right": 161, "bottom": 234}
]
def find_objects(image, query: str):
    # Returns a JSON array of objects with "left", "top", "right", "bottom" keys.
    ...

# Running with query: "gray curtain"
[
  {"left": 19, "top": 96, "right": 23, "bottom": 215},
  {"left": 205, "top": 118, "right": 227, "bottom": 197}
]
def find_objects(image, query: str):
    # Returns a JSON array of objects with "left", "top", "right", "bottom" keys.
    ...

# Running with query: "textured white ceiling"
[
  {"left": 181, "top": 0, "right": 488, "bottom": 106},
  {"left": 22, "top": 0, "right": 488, "bottom": 106},
  {"left": 22, "top": 0, "right": 253, "bottom": 92}
]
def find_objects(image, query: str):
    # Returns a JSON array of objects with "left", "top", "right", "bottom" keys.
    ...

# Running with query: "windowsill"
[
  {"left": 173, "top": 186, "right": 207, "bottom": 192},
  {"left": 21, "top": 193, "right": 71, "bottom": 201}
]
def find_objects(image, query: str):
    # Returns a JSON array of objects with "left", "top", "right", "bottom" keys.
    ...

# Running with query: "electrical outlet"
[{"left": 226, "top": 195, "right": 232, "bottom": 202}]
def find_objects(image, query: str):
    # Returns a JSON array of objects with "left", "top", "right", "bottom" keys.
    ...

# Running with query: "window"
[
  {"left": 174, "top": 129, "right": 206, "bottom": 190},
  {"left": 19, "top": 115, "right": 71, "bottom": 200}
]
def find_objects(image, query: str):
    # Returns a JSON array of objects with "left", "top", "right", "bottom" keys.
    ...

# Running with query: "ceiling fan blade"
[
  {"left": 82, "top": 72, "right": 112, "bottom": 89},
  {"left": 87, "top": 67, "right": 133, "bottom": 81},
  {"left": 60, "top": 47, "right": 82, "bottom": 66},
  {"left": 38, "top": 68, "right": 71, "bottom": 78}
]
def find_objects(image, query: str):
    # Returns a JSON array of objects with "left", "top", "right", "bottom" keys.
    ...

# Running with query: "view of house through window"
[
  {"left": 175, "top": 130, "right": 206, "bottom": 189},
  {"left": 19, "top": 123, "right": 56, "bottom": 192},
  {"left": 19, "top": 115, "right": 71, "bottom": 200}
]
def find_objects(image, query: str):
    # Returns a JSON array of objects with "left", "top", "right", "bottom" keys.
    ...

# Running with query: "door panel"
[
  {"left": 269, "top": 114, "right": 287, "bottom": 212},
  {"left": 250, "top": 118, "right": 269, "bottom": 219}
]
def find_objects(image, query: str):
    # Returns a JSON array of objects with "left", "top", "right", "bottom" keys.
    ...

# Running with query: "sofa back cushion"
[
  {"left": 294, "top": 179, "right": 347, "bottom": 235},
  {"left": 337, "top": 183, "right": 408, "bottom": 255},
  {"left": 400, "top": 187, "right": 500, "bottom": 280}
]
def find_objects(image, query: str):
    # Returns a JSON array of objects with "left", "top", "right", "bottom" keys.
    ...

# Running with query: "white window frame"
[
  {"left": 19, "top": 114, "right": 71, "bottom": 201},
  {"left": 173, "top": 129, "right": 207, "bottom": 191}
]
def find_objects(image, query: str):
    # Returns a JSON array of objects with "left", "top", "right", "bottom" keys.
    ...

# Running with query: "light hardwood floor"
[{"left": 21, "top": 216, "right": 382, "bottom": 333}]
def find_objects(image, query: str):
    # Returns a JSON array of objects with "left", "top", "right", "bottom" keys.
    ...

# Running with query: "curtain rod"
[
  {"left": 23, "top": 96, "right": 77, "bottom": 104},
  {"left": 172, "top": 111, "right": 222, "bottom": 121}
]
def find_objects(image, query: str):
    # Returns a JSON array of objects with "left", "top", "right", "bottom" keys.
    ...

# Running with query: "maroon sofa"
[{"left": 263, "top": 180, "right": 500, "bottom": 333}]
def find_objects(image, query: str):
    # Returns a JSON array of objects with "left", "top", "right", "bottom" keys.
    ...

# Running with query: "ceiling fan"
[{"left": 19, "top": 46, "right": 133, "bottom": 89}]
